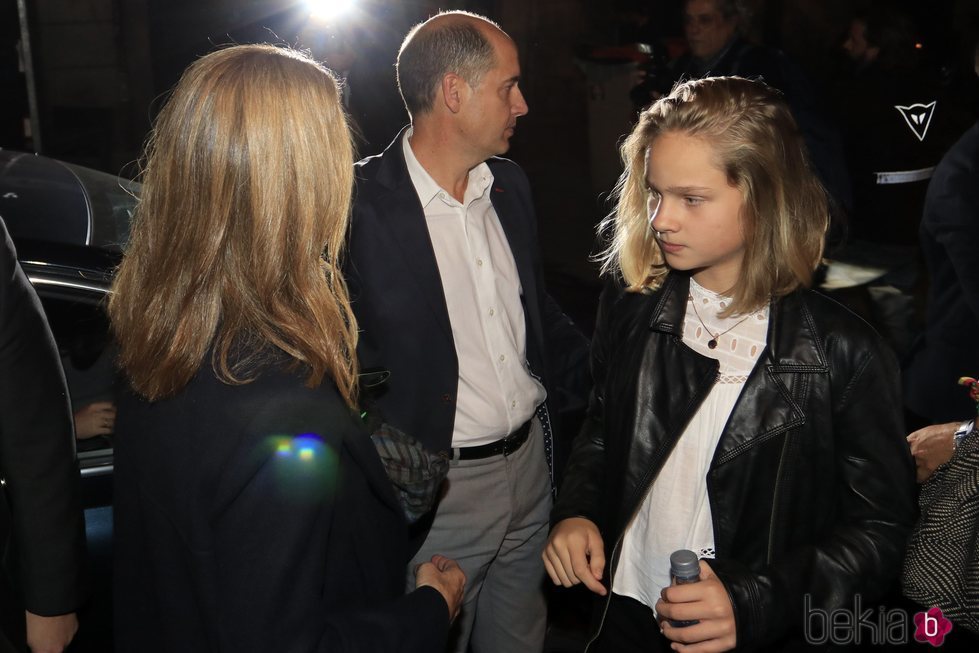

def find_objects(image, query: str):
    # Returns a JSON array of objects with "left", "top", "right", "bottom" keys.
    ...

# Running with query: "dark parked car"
[{"left": 0, "top": 148, "right": 136, "bottom": 651}]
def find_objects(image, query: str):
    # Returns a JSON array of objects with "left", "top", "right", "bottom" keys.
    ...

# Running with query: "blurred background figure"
[
  {"left": 631, "top": 0, "right": 851, "bottom": 226},
  {"left": 109, "top": 44, "right": 463, "bottom": 652},
  {"left": 827, "top": 2, "right": 970, "bottom": 362},
  {"left": 677, "top": 0, "right": 742, "bottom": 75},
  {"left": 631, "top": 0, "right": 769, "bottom": 104},
  {"left": 904, "top": 40, "right": 979, "bottom": 426}
]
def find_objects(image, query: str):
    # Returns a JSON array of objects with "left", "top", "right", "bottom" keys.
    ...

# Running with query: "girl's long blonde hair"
[
  {"left": 109, "top": 44, "right": 359, "bottom": 406},
  {"left": 597, "top": 76, "right": 829, "bottom": 315}
]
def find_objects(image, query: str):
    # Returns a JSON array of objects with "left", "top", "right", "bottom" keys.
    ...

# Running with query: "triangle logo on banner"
[{"left": 895, "top": 101, "right": 937, "bottom": 142}]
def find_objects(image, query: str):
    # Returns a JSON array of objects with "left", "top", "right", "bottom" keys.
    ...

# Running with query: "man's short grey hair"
[
  {"left": 687, "top": 0, "right": 747, "bottom": 26},
  {"left": 396, "top": 12, "right": 501, "bottom": 117}
]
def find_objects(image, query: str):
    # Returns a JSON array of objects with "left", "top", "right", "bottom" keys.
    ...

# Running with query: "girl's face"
[{"left": 645, "top": 131, "right": 746, "bottom": 294}]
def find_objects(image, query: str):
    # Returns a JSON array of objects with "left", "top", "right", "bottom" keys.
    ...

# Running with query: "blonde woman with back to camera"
[{"left": 109, "top": 44, "right": 463, "bottom": 652}]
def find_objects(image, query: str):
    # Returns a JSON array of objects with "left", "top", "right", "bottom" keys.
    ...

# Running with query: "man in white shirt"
[{"left": 345, "top": 10, "right": 588, "bottom": 653}]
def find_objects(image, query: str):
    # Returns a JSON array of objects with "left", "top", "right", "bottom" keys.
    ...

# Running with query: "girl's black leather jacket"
[{"left": 553, "top": 273, "right": 917, "bottom": 651}]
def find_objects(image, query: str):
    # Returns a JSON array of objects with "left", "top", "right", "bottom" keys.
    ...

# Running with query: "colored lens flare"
[{"left": 264, "top": 433, "right": 337, "bottom": 502}]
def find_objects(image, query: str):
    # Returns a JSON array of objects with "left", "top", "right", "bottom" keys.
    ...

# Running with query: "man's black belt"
[{"left": 453, "top": 419, "right": 533, "bottom": 460}]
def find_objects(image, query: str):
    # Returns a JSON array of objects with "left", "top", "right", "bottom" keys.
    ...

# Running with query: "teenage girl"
[{"left": 544, "top": 76, "right": 916, "bottom": 653}]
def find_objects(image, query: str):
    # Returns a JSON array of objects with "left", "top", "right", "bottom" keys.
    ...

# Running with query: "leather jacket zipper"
[
  {"left": 766, "top": 431, "right": 790, "bottom": 564},
  {"left": 583, "top": 538, "right": 621, "bottom": 652}
]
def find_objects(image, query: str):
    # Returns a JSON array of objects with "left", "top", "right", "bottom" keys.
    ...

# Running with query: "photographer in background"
[{"left": 631, "top": 0, "right": 850, "bottom": 223}]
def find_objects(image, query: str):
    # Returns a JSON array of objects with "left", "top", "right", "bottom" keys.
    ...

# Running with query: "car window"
[
  {"left": 62, "top": 162, "right": 137, "bottom": 250},
  {"left": 37, "top": 291, "right": 116, "bottom": 475},
  {"left": 0, "top": 151, "right": 137, "bottom": 251}
]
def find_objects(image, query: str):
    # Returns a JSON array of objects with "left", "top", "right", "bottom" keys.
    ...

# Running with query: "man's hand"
[
  {"left": 542, "top": 517, "right": 607, "bottom": 595},
  {"left": 907, "top": 422, "right": 957, "bottom": 483},
  {"left": 25, "top": 611, "right": 78, "bottom": 653},
  {"left": 415, "top": 554, "right": 465, "bottom": 621},
  {"left": 655, "top": 561, "right": 736, "bottom": 653}
]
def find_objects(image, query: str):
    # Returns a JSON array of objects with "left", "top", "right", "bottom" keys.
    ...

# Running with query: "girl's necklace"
[{"left": 689, "top": 295, "right": 754, "bottom": 350}]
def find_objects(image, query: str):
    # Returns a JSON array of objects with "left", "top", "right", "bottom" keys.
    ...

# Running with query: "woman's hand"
[
  {"left": 907, "top": 422, "right": 957, "bottom": 483},
  {"left": 542, "top": 517, "right": 607, "bottom": 595},
  {"left": 655, "top": 560, "right": 736, "bottom": 653},
  {"left": 415, "top": 554, "right": 465, "bottom": 621}
]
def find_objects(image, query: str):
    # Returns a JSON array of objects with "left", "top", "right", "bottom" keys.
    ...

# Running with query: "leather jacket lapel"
[
  {"left": 712, "top": 292, "right": 828, "bottom": 466},
  {"left": 649, "top": 277, "right": 828, "bottom": 467}
]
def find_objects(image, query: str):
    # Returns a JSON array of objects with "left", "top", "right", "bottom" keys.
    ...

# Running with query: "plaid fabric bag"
[{"left": 369, "top": 421, "right": 449, "bottom": 524}]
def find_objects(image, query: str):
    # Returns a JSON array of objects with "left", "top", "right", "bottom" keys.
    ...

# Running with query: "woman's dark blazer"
[
  {"left": 553, "top": 274, "right": 917, "bottom": 652},
  {"left": 113, "top": 355, "right": 449, "bottom": 652}
]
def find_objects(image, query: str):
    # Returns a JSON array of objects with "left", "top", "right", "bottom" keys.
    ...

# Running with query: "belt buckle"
[{"left": 502, "top": 423, "right": 526, "bottom": 457}]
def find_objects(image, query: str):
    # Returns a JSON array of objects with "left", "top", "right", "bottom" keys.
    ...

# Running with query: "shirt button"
[
  {"left": 489, "top": 308, "right": 495, "bottom": 316},
  {"left": 499, "top": 354, "right": 505, "bottom": 362},
  {"left": 476, "top": 258, "right": 483, "bottom": 267},
  {"left": 441, "top": 394, "right": 452, "bottom": 403},
  {"left": 511, "top": 400, "right": 517, "bottom": 408}
]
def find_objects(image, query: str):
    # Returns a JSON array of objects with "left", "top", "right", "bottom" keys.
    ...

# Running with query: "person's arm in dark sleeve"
[
  {"left": 542, "top": 292, "right": 592, "bottom": 415},
  {"left": 0, "top": 218, "right": 87, "bottom": 653},
  {"left": 0, "top": 218, "right": 87, "bottom": 617},
  {"left": 544, "top": 278, "right": 624, "bottom": 596},
  {"left": 551, "top": 278, "right": 621, "bottom": 525}
]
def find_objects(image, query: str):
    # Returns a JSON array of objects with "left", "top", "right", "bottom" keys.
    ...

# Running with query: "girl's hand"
[
  {"left": 542, "top": 517, "right": 607, "bottom": 595},
  {"left": 655, "top": 560, "right": 736, "bottom": 653},
  {"left": 73, "top": 401, "right": 116, "bottom": 439}
]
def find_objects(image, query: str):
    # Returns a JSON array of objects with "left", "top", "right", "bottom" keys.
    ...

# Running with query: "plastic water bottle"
[{"left": 668, "top": 549, "right": 701, "bottom": 627}]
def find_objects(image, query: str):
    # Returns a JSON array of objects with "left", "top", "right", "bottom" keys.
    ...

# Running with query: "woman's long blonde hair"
[
  {"left": 109, "top": 44, "right": 359, "bottom": 406},
  {"left": 597, "top": 76, "right": 829, "bottom": 315}
]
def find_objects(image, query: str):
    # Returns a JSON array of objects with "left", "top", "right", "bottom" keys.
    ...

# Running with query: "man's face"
[
  {"left": 843, "top": 20, "right": 872, "bottom": 63},
  {"left": 684, "top": 0, "right": 738, "bottom": 61},
  {"left": 458, "top": 32, "right": 529, "bottom": 161}
]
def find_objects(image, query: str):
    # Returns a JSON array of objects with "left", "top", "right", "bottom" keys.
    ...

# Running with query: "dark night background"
[{"left": 3, "top": 0, "right": 979, "bottom": 330}]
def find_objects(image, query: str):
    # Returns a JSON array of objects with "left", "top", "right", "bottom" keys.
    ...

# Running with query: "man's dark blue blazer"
[{"left": 346, "top": 130, "right": 588, "bottom": 479}]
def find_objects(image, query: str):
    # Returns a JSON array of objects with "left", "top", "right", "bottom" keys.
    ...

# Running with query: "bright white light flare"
[{"left": 306, "top": 0, "right": 355, "bottom": 22}]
